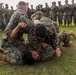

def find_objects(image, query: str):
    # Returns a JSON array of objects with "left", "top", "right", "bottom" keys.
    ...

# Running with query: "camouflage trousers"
[
  {"left": 3, "top": 45, "right": 24, "bottom": 65},
  {"left": 57, "top": 31, "right": 70, "bottom": 45},
  {"left": 0, "top": 18, "right": 5, "bottom": 30},
  {"left": 58, "top": 14, "right": 63, "bottom": 25},
  {"left": 74, "top": 15, "right": 76, "bottom": 25},
  {"left": 51, "top": 14, "right": 57, "bottom": 22},
  {"left": 64, "top": 15, "right": 71, "bottom": 26}
]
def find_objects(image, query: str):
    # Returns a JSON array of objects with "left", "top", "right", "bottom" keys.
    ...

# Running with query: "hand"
[
  {"left": 18, "top": 22, "right": 27, "bottom": 29},
  {"left": 55, "top": 48, "right": 61, "bottom": 57},
  {"left": 41, "top": 43, "right": 48, "bottom": 48},
  {"left": 34, "top": 20, "right": 42, "bottom": 26}
]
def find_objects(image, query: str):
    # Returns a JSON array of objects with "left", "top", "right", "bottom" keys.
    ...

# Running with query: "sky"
[{"left": 0, "top": 0, "right": 76, "bottom": 9}]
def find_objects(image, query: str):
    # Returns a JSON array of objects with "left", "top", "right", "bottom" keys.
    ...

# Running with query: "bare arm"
[
  {"left": 41, "top": 43, "right": 61, "bottom": 57},
  {"left": 10, "top": 22, "right": 27, "bottom": 38}
]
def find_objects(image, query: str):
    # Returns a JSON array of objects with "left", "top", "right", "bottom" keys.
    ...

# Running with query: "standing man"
[
  {"left": 73, "top": 1, "right": 76, "bottom": 26},
  {"left": 1, "top": 1, "right": 34, "bottom": 65},
  {"left": 4, "top": 4, "right": 11, "bottom": 25},
  {"left": 10, "top": 6, "right": 14, "bottom": 17},
  {"left": 26, "top": 2, "right": 32, "bottom": 19},
  {"left": 58, "top": 1, "right": 64, "bottom": 26},
  {"left": 51, "top": 2, "right": 58, "bottom": 22},
  {"left": 0, "top": 3, "right": 5, "bottom": 31},
  {"left": 70, "top": 0, "right": 75, "bottom": 26},
  {"left": 30, "top": 5, "right": 35, "bottom": 15},
  {"left": 63, "top": 0, "right": 71, "bottom": 26},
  {"left": 44, "top": 3, "right": 51, "bottom": 17}
]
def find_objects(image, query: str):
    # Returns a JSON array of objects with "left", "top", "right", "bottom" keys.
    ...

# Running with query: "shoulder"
[
  {"left": 12, "top": 10, "right": 25, "bottom": 18},
  {"left": 10, "top": 10, "right": 27, "bottom": 22}
]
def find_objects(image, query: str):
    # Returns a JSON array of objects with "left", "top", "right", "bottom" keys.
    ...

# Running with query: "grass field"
[{"left": 0, "top": 26, "right": 76, "bottom": 75}]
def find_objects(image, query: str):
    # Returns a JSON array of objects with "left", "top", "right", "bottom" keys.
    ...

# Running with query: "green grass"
[{"left": 0, "top": 27, "right": 76, "bottom": 75}]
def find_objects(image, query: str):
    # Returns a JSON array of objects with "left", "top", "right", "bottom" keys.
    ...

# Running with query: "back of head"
[
  {"left": 34, "top": 24, "right": 47, "bottom": 38},
  {"left": 5, "top": 4, "right": 8, "bottom": 8},
  {"left": 58, "top": 1, "right": 61, "bottom": 4},
  {"left": 11, "top": 6, "right": 13, "bottom": 9},
  {"left": 23, "top": 51, "right": 35, "bottom": 65},
  {"left": 17, "top": 1, "right": 26, "bottom": 9},
  {"left": 65, "top": 0, "right": 68, "bottom": 2},
  {"left": 18, "top": 1, "right": 26, "bottom": 6}
]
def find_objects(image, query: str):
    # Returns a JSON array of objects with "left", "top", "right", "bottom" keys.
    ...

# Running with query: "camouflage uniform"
[
  {"left": 38, "top": 31, "right": 70, "bottom": 61},
  {"left": 40, "top": 16, "right": 60, "bottom": 33},
  {"left": 28, "top": 16, "right": 59, "bottom": 61},
  {"left": 4, "top": 4, "right": 11, "bottom": 25},
  {"left": 33, "top": 11, "right": 60, "bottom": 43},
  {"left": 27, "top": 7, "right": 32, "bottom": 19},
  {"left": 32, "top": 11, "right": 60, "bottom": 33},
  {"left": 63, "top": 4, "right": 71, "bottom": 26},
  {"left": 10, "top": 6, "right": 14, "bottom": 17},
  {"left": 70, "top": 4, "right": 74, "bottom": 25},
  {"left": 32, "top": 11, "right": 43, "bottom": 21},
  {"left": 1, "top": 9, "right": 34, "bottom": 65},
  {"left": 40, "top": 16, "right": 59, "bottom": 49},
  {"left": 50, "top": 2, "right": 58, "bottom": 22},
  {"left": 57, "top": 31, "right": 70, "bottom": 46},
  {"left": 30, "top": 5, "right": 35, "bottom": 15},
  {"left": 30, "top": 11, "right": 61, "bottom": 61},
  {"left": 43, "top": 6, "right": 50, "bottom": 17},
  {"left": 58, "top": 3, "right": 64, "bottom": 26},
  {"left": 70, "top": 0, "right": 75, "bottom": 25},
  {"left": 0, "top": 5, "right": 5, "bottom": 30},
  {"left": 73, "top": 4, "right": 76, "bottom": 26},
  {"left": 28, "top": 28, "right": 57, "bottom": 61},
  {"left": 39, "top": 45, "right": 55, "bottom": 61}
]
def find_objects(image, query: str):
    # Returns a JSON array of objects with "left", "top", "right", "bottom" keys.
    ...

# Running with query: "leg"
[
  {"left": 62, "top": 32, "right": 72, "bottom": 47},
  {"left": 57, "top": 31, "right": 72, "bottom": 47},
  {"left": 1, "top": 46, "right": 24, "bottom": 65},
  {"left": 64, "top": 15, "right": 66, "bottom": 26},
  {"left": 68, "top": 30, "right": 76, "bottom": 39}
]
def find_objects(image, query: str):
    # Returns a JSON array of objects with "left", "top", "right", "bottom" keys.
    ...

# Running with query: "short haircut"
[
  {"left": 18, "top": 1, "right": 26, "bottom": 6},
  {"left": 5, "top": 4, "right": 8, "bottom": 8},
  {"left": 17, "top": 1, "right": 26, "bottom": 9},
  {"left": 34, "top": 24, "right": 47, "bottom": 38},
  {"left": 23, "top": 51, "right": 35, "bottom": 65}
]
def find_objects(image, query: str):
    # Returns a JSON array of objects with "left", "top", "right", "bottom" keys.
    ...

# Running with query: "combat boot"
[
  {"left": 68, "top": 30, "right": 76, "bottom": 39},
  {"left": 62, "top": 41, "right": 72, "bottom": 47}
]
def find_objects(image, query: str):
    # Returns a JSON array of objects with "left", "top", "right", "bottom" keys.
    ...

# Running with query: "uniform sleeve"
[
  {"left": 49, "top": 29, "right": 59, "bottom": 50},
  {"left": 19, "top": 14, "right": 34, "bottom": 33},
  {"left": 45, "top": 22, "right": 59, "bottom": 50},
  {"left": 39, "top": 45, "right": 55, "bottom": 61},
  {"left": 4, "top": 11, "right": 34, "bottom": 39},
  {"left": 3, "top": 11, "right": 20, "bottom": 39}
]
